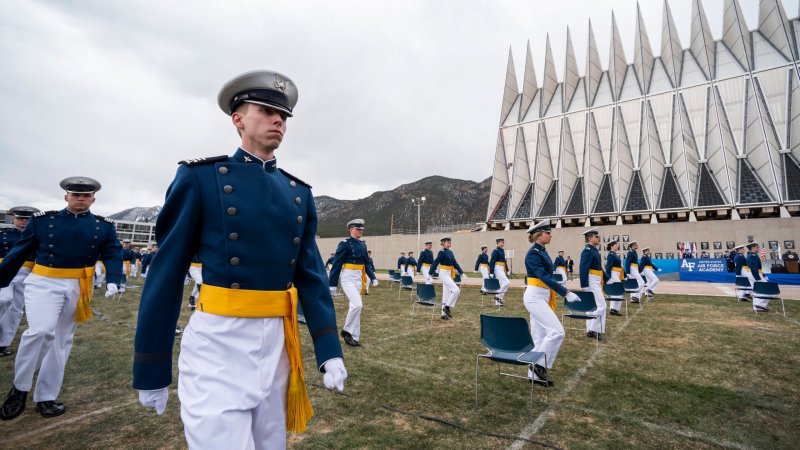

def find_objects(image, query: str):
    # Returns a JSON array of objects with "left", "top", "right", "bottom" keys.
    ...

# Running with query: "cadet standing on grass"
[
  {"left": 0, "top": 207, "right": 40, "bottom": 357},
  {"left": 553, "top": 250, "right": 567, "bottom": 287},
  {"left": 625, "top": 241, "right": 644, "bottom": 303},
  {"left": 488, "top": 237, "right": 509, "bottom": 307},
  {"left": 417, "top": 241, "right": 434, "bottom": 284},
  {"left": 523, "top": 221, "right": 580, "bottom": 387},
  {"left": 640, "top": 247, "right": 659, "bottom": 297},
  {"left": 605, "top": 239, "right": 623, "bottom": 316},
  {"left": 429, "top": 235, "right": 466, "bottom": 320},
  {"left": 733, "top": 245, "right": 750, "bottom": 300},
  {"left": 0, "top": 177, "right": 122, "bottom": 420},
  {"left": 329, "top": 219, "right": 377, "bottom": 347},
  {"left": 133, "top": 70, "right": 347, "bottom": 448},
  {"left": 405, "top": 251, "right": 417, "bottom": 278},
  {"left": 579, "top": 228, "right": 606, "bottom": 340}
]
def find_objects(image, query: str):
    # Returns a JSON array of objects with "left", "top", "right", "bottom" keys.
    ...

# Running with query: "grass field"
[{"left": 2, "top": 276, "right": 799, "bottom": 449}]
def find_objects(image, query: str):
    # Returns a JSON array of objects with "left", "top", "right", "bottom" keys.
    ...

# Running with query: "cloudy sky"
[{"left": 0, "top": 0, "right": 791, "bottom": 215}]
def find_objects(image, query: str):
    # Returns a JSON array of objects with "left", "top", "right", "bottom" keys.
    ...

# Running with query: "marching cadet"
[
  {"left": 0, "top": 177, "right": 122, "bottom": 420},
  {"left": 405, "top": 251, "right": 417, "bottom": 278},
  {"left": 745, "top": 243, "right": 769, "bottom": 312},
  {"left": 523, "top": 221, "right": 580, "bottom": 387},
  {"left": 488, "top": 237, "right": 510, "bottom": 307},
  {"left": 474, "top": 245, "right": 489, "bottom": 278},
  {"left": 397, "top": 252, "right": 407, "bottom": 274},
  {"left": 430, "top": 236, "right": 467, "bottom": 320},
  {"left": 365, "top": 250, "right": 376, "bottom": 295},
  {"left": 0, "top": 207, "right": 39, "bottom": 357},
  {"left": 329, "top": 219, "right": 377, "bottom": 347},
  {"left": 133, "top": 70, "right": 347, "bottom": 447},
  {"left": 121, "top": 239, "right": 135, "bottom": 292},
  {"left": 417, "top": 241, "right": 434, "bottom": 284},
  {"left": 605, "top": 239, "right": 624, "bottom": 316},
  {"left": 325, "top": 252, "right": 334, "bottom": 276},
  {"left": 553, "top": 250, "right": 567, "bottom": 287},
  {"left": 140, "top": 244, "right": 157, "bottom": 279},
  {"left": 579, "top": 228, "right": 607, "bottom": 340},
  {"left": 625, "top": 241, "right": 644, "bottom": 303},
  {"left": 130, "top": 247, "right": 141, "bottom": 278},
  {"left": 187, "top": 255, "right": 202, "bottom": 311},
  {"left": 640, "top": 247, "right": 660, "bottom": 298},
  {"left": 733, "top": 245, "right": 751, "bottom": 300}
]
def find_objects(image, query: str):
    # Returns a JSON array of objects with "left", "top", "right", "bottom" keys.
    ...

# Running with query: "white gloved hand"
[
  {"left": 105, "top": 283, "right": 119, "bottom": 297},
  {"left": 460, "top": 273, "right": 467, "bottom": 279},
  {"left": 322, "top": 358, "right": 347, "bottom": 392},
  {"left": 329, "top": 287, "right": 337, "bottom": 296},
  {"left": 566, "top": 292, "right": 580, "bottom": 303},
  {"left": 489, "top": 273, "right": 495, "bottom": 279},
  {"left": 138, "top": 387, "right": 169, "bottom": 415},
  {"left": 606, "top": 279, "right": 615, "bottom": 284},
  {"left": 424, "top": 275, "right": 432, "bottom": 282},
  {"left": 506, "top": 270, "right": 511, "bottom": 276},
  {"left": 372, "top": 279, "right": 378, "bottom": 287}
]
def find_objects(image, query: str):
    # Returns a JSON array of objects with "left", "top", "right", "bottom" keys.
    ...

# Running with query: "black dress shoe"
[
  {"left": 609, "top": 309, "right": 621, "bottom": 316},
  {"left": 443, "top": 306, "right": 453, "bottom": 318},
  {"left": 0, "top": 386, "right": 28, "bottom": 421},
  {"left": 754, "top": 305, "right": 769, "bottom": 312},
  {"left": 0, "top": 347, "right": 11, "bottom": 357},
  {"left": 630, "top": 298, "right": 640, "bottom": 304},
  {"left": 440, "top": 314, "right": 450, "bottom": 320},
  {"left": 586, "top": 331, "right": 597, "bottom": 339},
  {"left": 35, "top": 400, "right": 66, "bottom": 418},
  {"left": 531, "top": 364, "right": 554, "bottom": 387}
]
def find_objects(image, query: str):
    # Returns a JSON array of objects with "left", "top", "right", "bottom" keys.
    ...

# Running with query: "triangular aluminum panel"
[
  {"left": 619, "top": 100, "right": 641, "bottom": 165},
  {"left": 613, "top": 106, "right": 635, "bottom": 211},
  {"left": 545, "top": 85, "right": 564, "bottom": 117},
  {"left": 569, "top": 78, "right": 587, "bottom": 112},
  {"left": 753, "top": 31, "right": 791, "bottom": 70},
  {"left": 564, "top": 177, "right": 586, "bottom": 216},
  {"left": 521, "top": 91, "right": 541, "bottom": 122},
  {"left": 619, "top": 66, "right": 642, "bottom": 101},
  {"left": 521, "top": 122, "right": 540, "bottom": 179},
  {"left": 721, "top": 0, "right": 753, "bottom": 72},
  {"left": 487, "top": 131, "right": 511, "bottom": 221},
  {"left": 689, "top": 0, "right": 715, "bottom": 81},
  {"left": 743, "top": 77, "right": 781, "bottom": 201},
  {"left": 758, "top": 0, "right": 795, "bottom": 61},
  {"left": 715, "top": 42, "right": 747, "bottom": 79},
  {"left": 586, "top": 113, "right": 607, "bottom": 210},
  {"left": 509, "top": 127, "right": 531, "bottom": 218},
  {"left": 520, "top": 41, "right": 539, "bottom": 121},
  {"left": 789, "top": 67, "right": 800, "bottom": 162},
  {"left": 499, "top": 48, "right": 519, "bottom": 126},
  {"left": 681, "top": 51, "right": 709, "bottom": 87},
  {"left": 674, "top": 90, "right": 703, "bottom": 207},
  {"left": 541, "top": 35, "right": 560, "bottom": 117},
  {"left": 593, "top": 105, "right": 615, "bottom": 170},
  {"left": 695, "top": 163, "right": 728, "bottom": 207},
  {"left": 593, "top": 174, "right": 617, "bottom": 214},
  {"left": 502, "top": 96, "right": 522, "bottom": 127},
  {"left": 560, "top": 117, "right": 579, "bottom": 214},
  {"left": 568, "top": 112, "right": 588, "bottom": 175},
  {"left": 755, "top": 67, "right": 789, "bottom": 149},
  {"left": 704, "top": 86, "right": 738, "bottom": 203},
  {"left": 661, "top": 0, "right": 683, "bottom": 88},
  {"left": 564, "top": 28, "right": 582, "bottom": 112},
  {"left": 544, "top": 117, "right": 563, "bottom": 177},
  {"left": 501, "top": 126, "right": 518, "bottom": 182},
  {"left": 716, "top": 77, "right": 746, "bottom": 153},
  {"left": 648, "top": 94, "right": 673, "bottom": 157},
  {"left": 680, "top": 85, "right": 708, "bottom": 156},
  {"left": 594, "top": 72, "right": 614, "bottom": 107},
  {"left": 586, "top": 20, "right": 603, "bottom": 108},
  {"left": 641, "top": 100, "right": 667, "bottom": 210},
  {"left": 533, "top": 122, "right": 554, "bottom": 216},
  {"left": 609, "top": 12, "right": 628, "bottom": 102},
  {"left": 634, "top": 4, "right": 655, "bottom": 94},
  {"left": 650, "top": 58, "right": 674, "bottom": 96}
]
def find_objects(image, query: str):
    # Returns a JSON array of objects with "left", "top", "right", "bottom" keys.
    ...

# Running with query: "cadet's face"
[
  {"left": 64, "top": 192, "right": 95, "bottom": 212},
  {"left": 589, "top": 234, "right": 600, "bottom": 245},
  {"left": 12, "top": 217, "right": 29, "bottom": 230},
  {"left": 350, "top": 227, "right": 363, "bottom": 238},
  {"left": 443, "top": 241, "right": 451, "bottom": 249},
  {"left": 497, "top": 241, "right": 505, "bottom": 248},
  {"left": 234, "top": 103, "right": 287, "bottom": 152},
  {"left": 539, "top": 231, "right": 552, "bottom": 245},
  {"left": 426, "top": 244, "right": 432, "bottom": 249}
]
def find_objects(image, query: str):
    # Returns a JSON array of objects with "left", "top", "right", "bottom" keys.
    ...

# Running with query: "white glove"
[
  {"left": 105, "top": 283, "right": 119, "bottom": 297},
  {"left": 322, "top": 358, "right": 347, "bottom": 392},
  {"left": 372, "top": 279, "right": 378, "bottom": 287},
  {"left": 606, "top": 279, "right": 615, "bottom": 284},
  {"left": 138, "top": 387, "right": 168, "bottom": 415},
  {"left": 460, "top": 273, "right": 467, "bottom": 279},
  {"left": 566, "top": 292, "right": 580, "bottom": 303},
  {"left": 506, "top": 271, "right": 511, "bottom": 276},
  {"left": 489, "top": 273, "right": 495, "bottom": 279},
  {"left": 424, "top": 275, "right": 432, "bottom": 282},
  {"left": 329, "top": 287, "right": 337, "bottom": 296}
]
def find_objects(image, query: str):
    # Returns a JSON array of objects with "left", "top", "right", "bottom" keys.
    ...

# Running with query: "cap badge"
[{"left": 274, "top": 76, "right": 288, "bottom": 93}]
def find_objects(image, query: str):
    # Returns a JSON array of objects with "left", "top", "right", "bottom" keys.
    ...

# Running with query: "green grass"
[{"left": 2, "top": 278, "right": 799, "bottom": 449}]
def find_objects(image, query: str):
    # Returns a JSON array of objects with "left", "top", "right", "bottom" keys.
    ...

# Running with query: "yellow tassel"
[
  {"left": 283, "top": 290, "right": 314, "bottom": 433},
  {"left": 548, "top": 291, "right": 556, "bottom": 312},
  {"left": 74, "top": 266, "right": 95, "bottom": 323},
  {"left": 74, "top": 295, "right": 93, "bottom": 323}
]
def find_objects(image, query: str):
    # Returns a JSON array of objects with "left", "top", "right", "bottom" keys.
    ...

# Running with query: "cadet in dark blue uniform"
[
  {"left": 605, "top": 240, "right": 624, "bottom": 316},
  {"left": 523, "top": 221, "right": 580, "bottom": 386},
  {"left": 405, "top": 251, "right": 417, "bottom": 277},
  {"left": 397, "top": 252, "right": 407, "bottom": 273},
  {"left": 640, "top": 247, "right": 659, "bottom": 297},
  {"left": 121, "top": 239, "right": 135, "bottom": 292},
  {"left": 0, "top": 178, "right": 122, "bottom": 420},
  {"left": 489, "top": 237, "right": 510, "bottom": 306},
  {"left": 733, "top": 245, "right": 750, "bottom": 300},
  {"left": 133, "top": 70, "right": 346, "bottom": 447},
  {"left": 625, "top": 241, "right": 644, "bottom": 303},
  {"left": 365, "top": 250, "right": 376, "bottom": 295},
  {"left": 745, "top": 243, "right": 769, "bottom": 312},
  {"left": 0, "top": 206, "right": 40, "bottom": 357},
  {"left": 329, "top": 219, "right": 377, "bottom": 347},
  {"left": 430, "top": 235, "right": 467, "bottom": 319},
  {"left": 553, "top": 250, "right": 567, "bottom": 286},
  {"left": 579, "top": 228, "right": 606, "bottom": 340},
  {"left": 325, "top": 252, "right": 335, "bottom": 276},
  {"left": 475, "top": 245, "right": 489, "bottom": 279},
  {"left": 140, "top": 244, "right": 157, "bottom": 278},
  {"left": 417, "top": 241, "right": 434, "bottom": 284}
]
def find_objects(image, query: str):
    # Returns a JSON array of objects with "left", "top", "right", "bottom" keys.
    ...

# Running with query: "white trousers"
[
  {"left": 13, "top": 274, "right": 79, "bottom": 401},
  {"left": 586, "top": 274, "right": 606, "bottom": 334},
  {"left": 642, "top": 268, "right": 659, "bottom": 293},
  {"left": 421, "top": 265, "right": 432, "bottom": 284},
  {"left": 130, "top": 262, "right": 139, "bottom": 277},
  {"left": 405, "top": 267, "right": 416, "bottom": 278},
  {"left": 629, "top": 266, "right": 645, "bottom": 299},
  {"left": 94, "top": 262, "right": 105, "bottom": 287},
  {"left": 609, "top": 271, "right": 623, "bottom": 311},
  {"left": 341, "top": 269, "right": 364, "bottom": 341},
  {"left": 179, "top": 311, "right": 290, "bottom": 450},
  {"left": 750, "top": 275, "right": 771, "bottom": 310},
  {"left": 555, "top": 267, "right": 567, "bottom": 287},
  {"left": 478, "top": 266, "right": 489, "bottom": 283},
  {"left": 188, "top": 266, "right": 203, "bottom": 300},
  {"left": 524, "top": 286, "right": 564, "bottom": 369},
  {"left": 0, "top": 267, "right": 31, "bottom": 347},
  {"left": 439, "top": 269, "right": 460, "bottom": 310},
  {"left": 493, "top": 265, "right": 510, "bottom": 300}
]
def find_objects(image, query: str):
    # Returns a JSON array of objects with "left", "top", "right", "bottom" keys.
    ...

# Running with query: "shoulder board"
[
  {"left": 278, "top": 168, "right": 311, "bottom": 188},
  {"left": 94, "top": 215, "right": 114, "bottom": 224},
  {"left": 33, "top": 210, "right": 56, "bottom": 218},
  {"left": 179, "top": 155, "right": 228, "bottom": 166}
]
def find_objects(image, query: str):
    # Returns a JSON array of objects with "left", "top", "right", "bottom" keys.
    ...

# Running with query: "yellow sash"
[
  {"left": 612, "top": 266, "right": 625, "bottom": 281},
  {"left": 527, "top": 277, "right": 556, "bottom": 311},
  {"left": 343, "top": 263, "right": 367, "bottom": 294},
  {"left": 479, "top": 263, "right": 489, "bottom": 268},
  {"left": 440, "top": 264, "right": 457, "bottom": 279},
  {"left": 22, "top": 261, "right": 34, "bottom": 269},
  {"left": 555, "top": 265, "right": 566, "bottom": 271},
  {"left": 198, "top": 284, "right": 312, "bottom": 432},
  {"left": 496, "top": 261, "right": 506, "bottom": 268},
  {"left": 630, "top": 263, "right": 638, "bottom": 268},
  {"left": 31, "top": 264, "right": 95, "bottom": 323},
  {"left": 421, "top": 263, "right": 431, "bottom": 268},
  {"left": 123, "top": 261, "right": 131, "bottom": 276},
  {"left": 190, "top": 262, "right": 202, "bottom": 268},
  {"left": 644, "top": 266, "right": 654, "bottom": 270}
]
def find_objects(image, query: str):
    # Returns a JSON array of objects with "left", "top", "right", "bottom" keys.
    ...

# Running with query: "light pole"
[{"left": 412, "top": 196, "right": 426, "bottom": 250}]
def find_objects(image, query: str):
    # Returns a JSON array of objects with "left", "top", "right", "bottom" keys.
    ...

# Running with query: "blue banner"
[{"left": 678, "top": 258, "right": 727, "bottom": 273}]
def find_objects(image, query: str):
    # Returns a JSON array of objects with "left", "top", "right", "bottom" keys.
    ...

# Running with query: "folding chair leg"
[
  {"left": 475, "top": 355, "right": 480, "bottom": 409},
  {"left": 781, "top": 298, "right": 786, "bottom": 318}
]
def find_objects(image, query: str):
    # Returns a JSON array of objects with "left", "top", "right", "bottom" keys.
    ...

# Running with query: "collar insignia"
[{"left": 243, "top": 155, "right": 252, "bottom": 162}]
